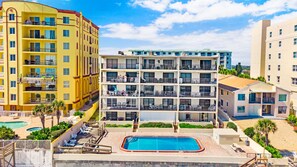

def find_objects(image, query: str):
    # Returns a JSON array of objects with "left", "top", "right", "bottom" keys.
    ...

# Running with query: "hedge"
[
  {"left": 105, "top": 124, "right": 132, "bottom": 128},
  {"left": 140, "top": 122, "right": 172, "bottom": 128},
  {"left": 179, "top": 123, "right": 214, "bottom": 129}
]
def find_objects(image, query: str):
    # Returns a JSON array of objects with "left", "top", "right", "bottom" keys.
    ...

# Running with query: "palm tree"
[
  {"left": 33, "top": 104, "right": 53, "bottom": 130},
  {"left": 255, "top": 119, "right": 277, "bottom": 146},
  {"left": 52, "top": 100, "right": 65, "bottom": 125}
]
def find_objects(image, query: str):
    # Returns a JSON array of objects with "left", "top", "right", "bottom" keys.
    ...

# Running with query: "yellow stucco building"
[{"left": 0, "top": 1, "right": 99, "bottom": 111}]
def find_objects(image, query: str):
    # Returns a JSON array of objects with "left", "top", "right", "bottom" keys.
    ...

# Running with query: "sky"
[{"left": 5, "top": 0, "right": 297, "bottom": 65}]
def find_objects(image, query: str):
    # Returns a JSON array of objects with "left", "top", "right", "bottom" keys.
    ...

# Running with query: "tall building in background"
[
  {"left": 100, "top": 50, "right": 219, "bottom": 124},
  {"left": 0, "top": 1, "right": 99, "bottom": 111},
  {"left": 251, "top": 18, "right": 297, "bottom": 108}
]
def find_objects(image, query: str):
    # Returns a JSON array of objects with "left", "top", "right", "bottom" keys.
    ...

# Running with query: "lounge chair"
[
  {"left": 80, "top": 128, "right": 90, "bottom": 134},
  {"left": 231, "top": 143, "right": 245, "bottom": 153},
  {"left": 71, "top": 133, "right": 77, "bottom": 139},
  {"left": 64, "top": 140, "right": 75, "bottom": 147},
  {"left": 83, "top": 124, "right": 92, "bottom": 131},
  {"left": 293, "top": 152, "right": 297, "bottom": 162}
]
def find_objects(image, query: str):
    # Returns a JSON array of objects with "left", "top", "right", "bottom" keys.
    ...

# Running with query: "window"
[
  {"left": 9, "top": 28, "right": 15, "bottom": 34},
  {"left": 294, "top": 52, "right": 297, "bottom": 58},
  {"left": 269, "top": 32, "right": 272, "bottom": 37},
  {"left": 106, "top": 72, "right": 117, "bottom": 81},
  {"left": 63, "top": 93, "right": 69, "bottom": 100},
  {"left": 268, "top": 65, "right": 271, "bottom": 71},
  {"left": 278, "top": 106, "right": 287, "bottom": 114},
  {"left": 63, "top": 30, "right": 70, "bottom": 37},
  {"left": 269, "top": 43, "right": 272, "bottom": 48},
  {"left": 10, "top": 81, "right": 16, "bottom": 88},
  {"left": 10, "top": 68, "right": 16, "bottom": 74},
  {"left": 63, "top": 43, "right": 70, "bottom": 50},
  {"left": 220, "top": 89, "right": 223, "bottom": 95},
  {"left": 10, "top": 54, "right": 15, "bottom": 61},
  {"left": 238, "top": 94, "right": 245, "bottom": 101},
  {"left": 63, "top": 81, "right": 70, "bottom": 88},
  {"left": 278, "top": 53, "right": 281, "bottom": 59},
  {"left": 268, "top": 54, "right": 271, "bottom": 59},
  {"left": 237, "top": 106, "right": 245, "bottom": 113},
  {"left": 292, "top": 78, "right": 297, "bottom": 85},
  {"left": 279, "top": 29, "right": 282, "bottom": 35},
  {"left": 63, "top": 17, "right": 70, "bottom": 24},
  {"left": 10, "top": 41, "right": 15, "bottom": 48},
  {"left": 9, "top": 14, "right": 15, "bottom": 21},
  {"left": 293, "top": 65, "right": 297, "bottom": 72},
  {"left": 63, "top": 56, "right": 69, "bottom": 62},
  {"left": 268, "top": 75, "right": 270, "bottom": 81},
  {"left": 220, "top": 100, "right": 224, "bottom": 106},
  {"left": 294, "top": 38, "right": 297, "bottom": 45},
  {"left": 278, "top": 65, "right": 280, "bottom": 71},
  {"left": 226, "top": 102, "right": 229, "bottom": 106},
  {"left": 63, "top": 68, "right": 69, "bottom": 75},
  {"left": 279, "top": 94, "right": 287, "bottom": 102},
  {"left": 295, "top": 25, "right": 297, "bottom": 32},
  {"left": 10, "top": 94, "right": 16, "bottom": 101},
  {"left": 279, "top": 41, "right": 282, "bottom": 47},
  {"left": 277, "top": 76, "right": 280, "bottom": 83}
]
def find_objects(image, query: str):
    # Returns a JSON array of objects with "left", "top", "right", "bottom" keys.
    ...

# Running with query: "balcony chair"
[{"left": 64, "top": 140, "right": 75, "bottom": 147}]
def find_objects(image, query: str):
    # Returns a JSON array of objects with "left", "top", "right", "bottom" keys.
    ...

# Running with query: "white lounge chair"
[
  {"left": 80, "top": 128, "right": 90, "bottom": 134},
  {"left": 64, "top": 140, "right": 75, "bottom": 147},
  {"left": 82, "top": 124, "right": 92, "bottom": 131},
  {"left": 71, "top": 133, "right": 77, "bottom": 139}
]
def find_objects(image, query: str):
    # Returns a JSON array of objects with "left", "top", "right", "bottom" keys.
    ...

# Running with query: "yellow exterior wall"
[{"left": 0, "top": 1, "right": 99, "bottom": 112}]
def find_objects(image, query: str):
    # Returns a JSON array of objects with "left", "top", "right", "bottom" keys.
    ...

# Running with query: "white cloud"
[
  {"left": 130, "top": 0, "right": 172, "bottom": 12},
  {"left": 271, "top": 11, "right": 297, "bottom": 24}
]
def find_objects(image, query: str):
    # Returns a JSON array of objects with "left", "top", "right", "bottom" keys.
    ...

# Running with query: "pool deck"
[{"left": 0, "top": 116, "right": 69, "bottom": 139}]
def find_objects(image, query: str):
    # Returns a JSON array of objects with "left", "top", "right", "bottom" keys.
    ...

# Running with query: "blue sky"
[{"left": 5, "top": 0, "right": 297, "bottom": 65}]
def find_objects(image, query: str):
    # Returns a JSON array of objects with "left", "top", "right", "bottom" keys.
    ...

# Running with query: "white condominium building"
[
  {"left": 251, "top": 18, "right": 297, "bottom": 108},
  {"left": 100, "top": 50, "right": 219, "bottom": 125}
]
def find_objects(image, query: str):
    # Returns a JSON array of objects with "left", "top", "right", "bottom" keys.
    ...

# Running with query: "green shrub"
[
  {"left": 74, "top": 111, "right": 84, "bottom": 118},
  {"left": 51, "top": 129, "right": 66, "bottom": 140},
  {"left": 244, "top": 127, "right": 255, "bottom": 138},
  {"left": 287, "top": 114, "right": 297, "bottom": 124},
  {"left": 27, "top": 128, "right": 51, "bottom": 140},
  {"left": 51, "top": 122, "right": 72, "bottom": 131},
  {"left": 105, "top": 124, "right": 132, "bottom": 128},
  {"left": 140, "top": 122, "right": 172, "bottom": 128},
  {"left": 27, "top": 122, "right": 71, "bottom": 140},
  {"left": 252, "top": 133, "right": 281, "bottom": 158},
  {"left": 179, "top": 123, "right": 214, "bottom": 129},
  {"left": 0, "top": 126, "right": 15, "bottom": 140},
  {"left": 226, "top": 122, "right": 237, "bottom": 132}
]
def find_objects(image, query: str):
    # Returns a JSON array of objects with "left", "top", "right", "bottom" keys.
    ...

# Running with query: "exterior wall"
[
  {"left": 274, "top": 87, "right": 290, "bottom": 118},
  {"left": 250, "top": 20, "right": 271, "bottom": 78},
  {"left": 0, "top": 1, "right": 99, "bottom": 112},
  {"left": 219, "top": 88, "right": 235, "bottom": 117}
]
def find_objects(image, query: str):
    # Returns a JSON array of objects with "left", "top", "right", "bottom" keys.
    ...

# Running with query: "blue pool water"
[
  {"left": 27, "top": 127, "right": 42, "bottom": 132},
  {"left": 123, "top": 136, "right": 201, "bottom": 151},
  {"left": 0, "top": 121, "right": 28, "bottom": 129}
]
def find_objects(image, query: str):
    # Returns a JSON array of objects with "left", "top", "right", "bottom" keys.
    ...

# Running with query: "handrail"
[{"left": 240, "top": 154, "right": 256, "bottom": 167}]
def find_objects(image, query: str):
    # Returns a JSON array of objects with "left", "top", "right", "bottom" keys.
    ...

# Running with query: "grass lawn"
[{"left": 235, "top": 119, "right": 297, "bottom": 151}]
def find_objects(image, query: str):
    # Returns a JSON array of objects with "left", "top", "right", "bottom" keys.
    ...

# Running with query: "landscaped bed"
[
  {"left": 179, "top": 123, "right": 214, "bottom": 129},
  {"left": 105, "top": 124, "right": 132, "bottom": 128},
  {"left": 139, "top": 122, "right": 172, "bottom": 128}
]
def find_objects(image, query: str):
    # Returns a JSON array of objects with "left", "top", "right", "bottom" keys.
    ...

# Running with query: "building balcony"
[
  {"left": 101, "top": 63, "right": 139, "bottom": 70},
  {"left": 103, "top": 90, "right": 138, "bottom": 97},
  {"left": 180, "top": 92, "right": 216, "bottom": 98},
  {"left": 179, "top": 104, "right": 216, "bottom": 112},
  {"left": 0, "top": 32, "right": 3, "bottom": 37},
  {"left": 141, "top": 77, "right": 177, "bottom": 84},
  {"left": 180, "top": 65, "right": 217, "bottom": 71},
  {"left": 23, "top": 35, "right": 56, "bottom": 40},
  {"left": 23, "top": 20, "right": 56, "bottom": 26},
  {"left": 140, "top": 105, "right": 177, "bottom": 111},
  {"left": 249, "top": 98, "right": 261, "bottom": 104},
  {"left": 0, "top": 72, "right": 4, "bottom": 77},
  {"left": 24, "top": 86, "right": 56, "bottom": 92},
  {"left": 0, "top": 45, "right": 4, "bottom": 51},
  {"left": 104, "top": 104, "right": 138, "bottom": 110},
  {"left": 179, "top": 78, "right": 217, "bottom": 84},
  {"left": 142, "top": 64, "right": 177, "bottom": 70},
  {"left": 0, "top": 85, "right": 4, "bottom": 90},
  {"left": 26, "top": 98, "right": 53, "bottom": 104},
  {"left": 140, "top": 91, "right": 177, "bottom": 97},
  {"left": 262, "top": 97, "right": 275, "bottom": 104},
  {"left": 24, "top": 48, "right": 56, "bottom": 53},
  {"left": 24, "top": 60, "right": 56, "bottom": 66},
  {"left": 24, "top": 73, "right": 57, "bottom": 79},
  {"left": 0, "top": 59, "right": 4, "bottom": 64},
  {"left": 0, "top": 98, "right": 4, "bottom": 103},
  {"left": 104, "top": 77, "right": 138, "bottom": 83}
]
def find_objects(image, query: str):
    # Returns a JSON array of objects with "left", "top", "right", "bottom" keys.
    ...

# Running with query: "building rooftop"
[
  {"left": 219, "top": 75, "right": 258, "bottom": 91},
  {"left": 128, "top": 49, "right": 232, "bottom": 53}
]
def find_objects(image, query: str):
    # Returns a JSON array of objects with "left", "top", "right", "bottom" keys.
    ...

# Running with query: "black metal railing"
[
  {"left": 262, "top": 97, "right": 275, "bottom": 104},
  {"left": 101, "top": 63, "right": 139, "bottom": 69},
  {"left": 249, "top": 98, "right": 261, "bottom": 104},
  {"left": 140, "top": 91, "right": 177, "bottom": 97},
  {"left": 180, "top": 92, "right": 216, "bottom": 97},
  {"left": 180, "top": 65, "right": 217, "bottom": 70},
  {"left": 179, "top": 105, "right": 216, "bottom": 111},
  {"left": 24, "top": 48, "right": 56, "bottom": 52},
  {"left": 142, "top": 64, "right": 177, "bottom": 70},
  {"left": 180, "top": 78, "right": 216, "bottom": 84},
  {"left": 24, "top": 20, "right": 56, "bottom": 26},
  {"left": 140, "top": 105, "right": 177, "bottom": 111},
  {"left": 141, "top": 77, "right": 177, "bottom": 83},
  {"left": 24, "top": 60, "right": 56, "bottom": 65}
]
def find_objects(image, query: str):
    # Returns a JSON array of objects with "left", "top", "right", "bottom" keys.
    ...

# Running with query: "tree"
[
  {"left": 33, "top": 104, "right": 53, "bottom": 130},
  {"left": 52, "top": 100, "right": 65, "bottom": 125},
  {"left": 235, "top": 62, "right": 243, "bottom": 76},
  {"left": 0, "top": 126, "right": 15, "bottom": 140},
  {"left": 244, "top": 127, "right": 255, "bottom": 138},
  {"left": 255, "top": 119, "right": 277, "bottom": 146}
]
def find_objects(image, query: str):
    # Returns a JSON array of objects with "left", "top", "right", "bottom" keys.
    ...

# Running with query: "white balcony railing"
[
  {"left": 0, "top": 72, "right": 4, "bottom": 77},
  {"left": 0, "top": 85, "right": 4, "bottom": 90},
  {"left": 0, "top": 45, "right": 4, "bottom": 51}
]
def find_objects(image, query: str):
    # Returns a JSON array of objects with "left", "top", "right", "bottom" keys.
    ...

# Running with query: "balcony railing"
[
  {"left": 24, "top": 35, "right": 56, "bottom": 40},
  {"left": 25, "top": 86, "right": 56, "bottom": 91},
  {"left": 24, "top": 73, "right": 57, "bottom": 78},
  {"left": 179, "top": 104, "right": 216, "bottom": 111},
  {"left": 179, "top": 78, "right": 216, "bottom": 84},
  {"left": 249, "top": 98, "right": 261, "bottom": 104},
  {"left": 180, "top": 92, "right": 216, "bottom": 97},
  {"left": 24, "top": 20, "right": 56, "bottom": 26},
  {"left": 101, "top": 63, "right": 139, "bottom": 69},
  {"left": 140, "top": 91, "right": 177, "bottom": 97},
  {"left": 0, "top": 32, "right": 3, "bottom": 37},
  {"left": 0, "top": 59, "right": 3, "bottom": 64},
  {"left": 0, "top": 46, "right": 4, "bottom": 51},
  {"left": 262, "top": 97, "right": 275, "bottom": 104},
  {"left": 26, "top": 98, "right": 54, "bottom": 104},
  {"left": 103, "top": 90, "right": 138, "bottom": 97},
  {"left": 0, "top": 72, "right": 4, "bottom": 77},
  {"left": 105, "top": 104, "right": 138, "bottom": 110},
  {"left": 24, "top": 60, "right": 56, "bottom": 65},
  {"left": 141, "top": 77, "right": 177, "bottom": 83},
  {"left": 180, "top": 65, "right": 217, "bottom": 70},
  {"left": 24, "top": 48, "right": 56, "bottom": 53},
  {"left": 0, "top": 85, "right": 4, "bottom": 90},
  {"left": 104, "top": 77, "right": 138, "bottom": 83},
  {"left": 140, "top": 105, "right": 177, "bottom": 111},
  {"left": 142, "top": 64, "right": 177, "bottom": 70}
]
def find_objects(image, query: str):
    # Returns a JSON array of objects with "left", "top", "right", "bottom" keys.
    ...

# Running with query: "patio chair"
[
  {"left": 64, "top": 140, "right": 75, "bottom": 147},
  {"left": 82, "top": 124, "right": 92, "bottom": 131},
  {"left": 80, "top": 128, "right": 90, "bottom": 134},
  {"left": 71, "top": 133, "right": 77, "bottom": 139}
]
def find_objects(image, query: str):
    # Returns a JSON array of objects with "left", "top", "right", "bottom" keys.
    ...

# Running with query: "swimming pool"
[
  {"left": 0, "top": 121, "right": 28, "bottom": 129},
  {"left": 121, "top": 136, "right": 204, "bottom": 152},
  {"left": 26, "top": 127, "right": 42, "bottom": 132}
]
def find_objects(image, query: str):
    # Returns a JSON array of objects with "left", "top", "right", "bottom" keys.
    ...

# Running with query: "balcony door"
[
  {"left": 181, "top": 60, "right": 192, "bottom": 69},
  {"left": 45, "top": 43, "right": 55, "bottom": 52},
  {"left": 29, "top": 17, "right": 40, "bottom": 24},
  {"left": 30, "top": 43, "right": 40, "bottom": 51},
  {"left": 45, "top": 30, "right": 55, "bottom": 39},
  {"left": 30, "top": 55, "right": 40, "bottom": 64},
  {"left": 200, "top": 60, "right": 211, "bottom": 69},
  {"left": 199, "top": 99, "right": 210, "bottom": 109},
  {"left": 44, "top": 17, "right": 55, "bottom": 25},
  {"left": 180, "top": 73, "right": 192, "bottom": 83},
  {"left": 30, "top": 30, "right": 40, "bottom": 38},
  {"left": 45, "top": 55, "right": 56, "bottom": 65},
  {"left": 106, "top": 59, "right": 118, "bottom": 69},
  {"left": 143, "top": 98, "right": 154, "bottom": 108},
  {"left": 180, "top": 86, "right": 191, "bottom": 96},
  {"left": 143, "top": 59, "right": 155, "bottom": 69},
  {"left": 126, "top": 59, "right": 137, "bottom": 69},
  {"left": 30, "top": 68, "right": 40, "bottom": 76},
  {"left": 200, "top": 86, "right": 211, "bottom": 96}
]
